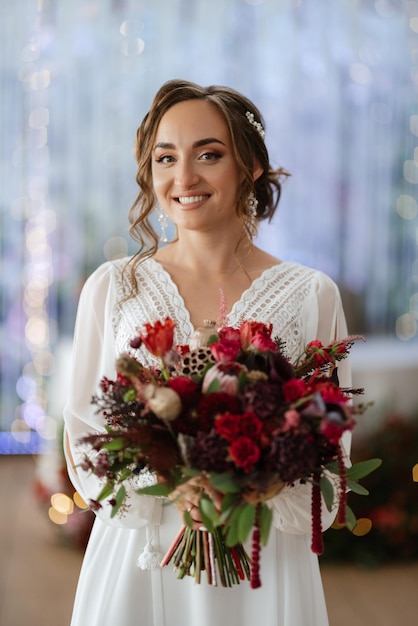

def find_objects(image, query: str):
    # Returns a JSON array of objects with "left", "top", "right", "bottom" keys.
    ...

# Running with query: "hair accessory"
[
  {"left": 245, "top": 111, "right": 265, "bottom": 139},
  {"left": 156, "top": 204, "right": 168, "bottom": 242}
]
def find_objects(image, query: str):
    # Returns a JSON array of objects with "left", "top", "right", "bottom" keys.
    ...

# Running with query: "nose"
[{"left": 175, "top": 158, "right": 199, "bottom": 189}]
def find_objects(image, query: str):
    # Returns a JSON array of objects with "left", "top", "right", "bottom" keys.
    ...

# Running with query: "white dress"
[{"left": 63, "top": 257, "right": 351, "bottom": 626}]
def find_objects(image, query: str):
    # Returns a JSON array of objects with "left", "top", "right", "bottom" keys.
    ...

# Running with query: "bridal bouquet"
[{"left": 78, "top": 318, "right": 379, "bottom": 588}]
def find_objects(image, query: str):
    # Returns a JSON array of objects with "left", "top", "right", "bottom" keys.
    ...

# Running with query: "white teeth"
[{"left": 177, "top": 195, "right": 208, "bottom": 205}]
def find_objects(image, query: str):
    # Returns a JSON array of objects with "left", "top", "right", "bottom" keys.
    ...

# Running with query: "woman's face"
[{"left": 151, "top": 99, "right": 242, "bottom": 234}]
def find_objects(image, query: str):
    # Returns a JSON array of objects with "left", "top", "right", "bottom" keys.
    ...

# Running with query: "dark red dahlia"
[{"left": 197, "top": 392, "right": 241, "bottom": 431}]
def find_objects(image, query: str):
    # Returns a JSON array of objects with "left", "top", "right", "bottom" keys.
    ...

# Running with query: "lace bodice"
[{"left": 111, "top": 257, "right": 320, "bottom": 364}]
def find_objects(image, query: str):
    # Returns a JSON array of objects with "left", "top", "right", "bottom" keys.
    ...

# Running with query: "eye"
[
  {"left": 155, "top": 154, "right": 175, "bottom": 164},
  {"left": 200, "top": 151, "right": 222, "bottom": 161}
]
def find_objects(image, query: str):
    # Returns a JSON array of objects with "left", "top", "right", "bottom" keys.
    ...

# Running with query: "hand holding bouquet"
[{"left": 78, "top": 318, "right": 380, "bottom": 588}]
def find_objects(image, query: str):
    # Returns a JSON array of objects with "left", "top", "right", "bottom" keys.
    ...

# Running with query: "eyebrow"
[{"left": 154, "top": 137, "right": 226, "bottom": 150}]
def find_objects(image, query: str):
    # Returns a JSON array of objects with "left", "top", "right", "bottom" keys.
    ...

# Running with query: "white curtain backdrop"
[{"left": 1, "top": 0, "right": 417, "bottom": 452}]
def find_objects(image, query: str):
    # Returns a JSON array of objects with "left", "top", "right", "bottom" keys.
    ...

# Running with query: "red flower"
[
  {"left": 197, "top": 393, "right": 241, "bottom": 431},
  {"left": 218, "top": 326, "right": 241, "bottom": 342},
  {"left": 305, "top": 340, "right": 334, "bottom": 366},
  {"left": 167, "top": 377, "right": 199, "bottom": 406},
  {"left": 240, "top": 321, "right": 274, "bottom": 351},
  {"left": 215, "top": 413, "right": 242, "bottom": 441},
  {"left": 210, "top": 338, "right": 241, "bottom": 363},
  {"left": 139, "top": 318, "right": 176, "bottom": 357},
  {"left": 321, "top": 421, "right": 345, "bottom": 445},
  {"left": 315, "top": 380, "right": 347, "bottom": 404},
  {"left": 215, "top": 411, "right": 263, "bottom": 442},
  {"left": 250, "top": 332, "right": 277, "bottom": 352},
  {"left": 229, "top": 436, "right": 260, "bottom": 472},
  {"left": 282, "top": 378, "right": 308, "bottom": 402}
]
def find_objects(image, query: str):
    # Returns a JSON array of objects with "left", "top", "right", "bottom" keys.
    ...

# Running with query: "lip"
[{"left": 174, "top": 194, "right": 211, "bottom": 206}]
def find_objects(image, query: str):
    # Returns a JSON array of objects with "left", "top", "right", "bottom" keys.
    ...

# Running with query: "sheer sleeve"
[
  {"left": 269, "top": 270, "right": 352, "bottom": 535},
  {"left": 62, "top": 262, "right": 162, "bottom": 528}
]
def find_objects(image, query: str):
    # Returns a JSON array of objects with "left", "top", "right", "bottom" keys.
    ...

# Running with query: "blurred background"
[{"left": 1, "top": 0, "right": 418, "bottom": 624}]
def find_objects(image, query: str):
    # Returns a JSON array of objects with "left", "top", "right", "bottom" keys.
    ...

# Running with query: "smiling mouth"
[{"left": 176, "top": 195, "right": 210, "bottom": 205}]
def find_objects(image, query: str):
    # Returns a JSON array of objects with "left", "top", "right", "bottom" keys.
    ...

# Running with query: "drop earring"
[
  {"left": 247, "top": 191, "right": 258, "bottom": 221},
  {"left": 156, "top": 204, "right": 168, "bottom": 243}
]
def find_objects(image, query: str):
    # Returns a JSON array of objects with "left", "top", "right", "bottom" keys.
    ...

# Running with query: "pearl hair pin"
[{"left": 245, "top": 111, "right": 265, "bottom": 139}]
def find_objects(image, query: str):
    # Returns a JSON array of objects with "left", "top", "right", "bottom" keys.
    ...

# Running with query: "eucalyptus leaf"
[
  {"left": 237, "top": 503, "right": 256, "bottom": 543},
  {"left": 220, "top": 492, "right": 241, "bottom": 516},
  {"left": 110, "top": 485, "right": 126, "bottom": 518},
  {"left": 346, "top": 458, "right": 382, "bottom": 481},
  {"left": 346, "top": 480, "right": 369, "bottom": 496},
  {"left": 183, "top": 509, "right": 194, "bottom": 529},
  {"left": 226, "top": 519, "right": 240, "bottom": 547},
  {"left": 96, "top": 482, "right": 114, "bottom": 501},
  {"left": 198, "top": 499, "right": 216, "bottom": 533},
  {"left": 209, "top": 473, "right": 241, "bottom": 494},
  {"left": 200, "top": 496, "right": 220, "bottom": 526},
  {"left": 345, "top": 505, "right": 357, "bottom": 531},
  {"left": 258, "top": 504, "right": 273, "bottom": 546},
  {"left": 122, "top": 388, "right": 137, "bottom": 402},
  {"left": 103, "top": 437, "right": 125, "bottom": 451},
  {"left": 320, "top": 475, "right": 335, "bottom": 512},
  {"left": 136, "top": 483, "right": 173, "bottom": 497}
]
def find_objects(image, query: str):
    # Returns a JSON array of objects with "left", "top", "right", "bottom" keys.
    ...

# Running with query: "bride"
[{"left": 64, "top": 79, "right": 350, "bottom": 626}]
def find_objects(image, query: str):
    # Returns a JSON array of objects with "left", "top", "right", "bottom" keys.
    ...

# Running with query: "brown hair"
[{"left": 125, "top": 79, "right": 289, "bottom": 289}]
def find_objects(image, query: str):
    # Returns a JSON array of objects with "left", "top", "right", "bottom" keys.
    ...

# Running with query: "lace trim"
[{"left": 109, "top": 257, "right": 317, "bottom": 362}]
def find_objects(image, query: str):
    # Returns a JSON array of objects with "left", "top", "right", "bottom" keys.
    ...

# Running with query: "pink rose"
[
  {"left": 210, "top": 338, "right": 241, "bottom": 363},
  {"left": 218, "top": 327, "right": 241, "bottom": 342},
  {"left": 282, "top": 409, "right": 301, "bottom": 432},
  {"left": 240, "top": 321, "right": 273, "bottom": 350}
]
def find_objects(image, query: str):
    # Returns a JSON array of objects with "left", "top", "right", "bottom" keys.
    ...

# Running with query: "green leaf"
[
  {"left": 136, "top": 483, "right": 173, "bottom": 497},
  {"left": 123, "top": 388, "right": 137, "bottom": 402},
  {"left": 209, "top": 473, "right": 241, "bottom": 494},
  {"left": 320, "top": 475, "right": 335, "bottom": 512},
  {"left": 220, "top": 492, "right": 241, "bottom": 517},
  {"left": 103, "top": 437, "right": 125, "bottom": 451},
  {"left": 111, "top": 485, "right": 126, "bottom": 518},
  {"left": 183, "top": 509, "right": 194, "bottom": 529},
  {"left": 258, "top": 504, "right": 273, "bottom": 546},
  {"left": 346, "top": 458, "right": 382, "bottom": 481},
  {"left": 237, "top": 503, "right": 256, "bottom": 543},
  {"left": 198, "top": 498, "right": 216, "bottom": 533},
  {"left": 345, "top": 505, "right": 357, "bottom": 532},
  {"left": 96, "top": 482, "right": 114, "bottom": 501},
  {"left": 347, "top": 480, "right": 369, "bottom": 496},
  {"left": 199, "top": 496, "right": 220, "bottom": 526},
  {"left": 205, "top": 378, "right": 221, "bottom": 394},
  {"left": 118, "top": 467, "right": 134, "bottom": 482},
  {"left": 226, "top": 520, "right": 240, "bottom": 547}
]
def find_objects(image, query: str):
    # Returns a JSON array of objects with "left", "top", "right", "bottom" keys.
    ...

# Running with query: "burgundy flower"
[
  {"left": 215, "top": 411, "right": 263, "bottom": 443},
  {"left": 229, "top": 436, "right": 260, "bottom": 473},
  {"left": 282, "top": 378, "right": 308, "bottom": 403},
  {"left": 215, "top": 413, "right": 242, "bottom": 441},
  {"left": 197, "top": 393, "right": 241, "bottom": 431},
  {"left": 189, "top": 430, "right": 230, "bottom": 473},
  {"left": 167, "top": 377, "right": 199, "bottom": 407}
]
